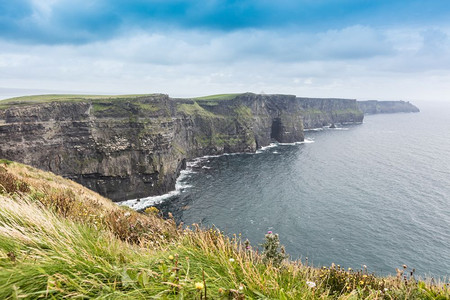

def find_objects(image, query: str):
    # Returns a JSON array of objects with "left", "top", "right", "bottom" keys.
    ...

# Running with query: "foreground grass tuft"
[{"left": 0, "top": 161, "right": 448, "bottom": 299}]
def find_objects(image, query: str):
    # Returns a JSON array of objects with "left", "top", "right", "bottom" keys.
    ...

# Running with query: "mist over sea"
[{"left": 141, "top": 101, "right": 450, "bottom": 277}]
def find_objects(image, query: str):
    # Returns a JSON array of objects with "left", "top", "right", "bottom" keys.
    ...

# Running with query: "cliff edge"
[
  {"left": 1, "top": 93, "right": 364, "bottom": 200},
  {"left": 358, "top": 100, "right": 420, "bottom": 114}
]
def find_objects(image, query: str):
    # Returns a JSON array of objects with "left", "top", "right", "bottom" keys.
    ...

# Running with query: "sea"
[{"left": 121, "top": 101, "right": 450, "bottom": 278}]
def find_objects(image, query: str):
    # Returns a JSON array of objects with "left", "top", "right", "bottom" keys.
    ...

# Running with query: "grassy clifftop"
[
  {"left": 0, "top": 93, "right": 240, "bottom": 109},
  {"left": 0, "top": 94, "right": 155, "bottom": 106},
  {"left": 0, "top": 161, "right": 448, "bottom": 299}
]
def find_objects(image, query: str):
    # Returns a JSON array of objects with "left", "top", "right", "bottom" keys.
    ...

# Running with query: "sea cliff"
[
  {"left": 358, "top": 100, "right": 420, "bottom": 114},
  {"left": 1, "top": 93, "right": 412, "bottom": 201}
]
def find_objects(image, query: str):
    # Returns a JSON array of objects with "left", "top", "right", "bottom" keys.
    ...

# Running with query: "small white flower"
[
  {"left": 384, "top": 288, "right": 388, "bottom": 292},
  {"left": 229, "top": 258, "right": 235, "bottom": 263},
  {"left": 306, "top": 281, "right": 316, "bottom": 288},
  {"left": 124, "top": 212, "right": 131, "bottom": 217},
  {"left": 239, "top": 285, "right": 244, "bottom": 291}
]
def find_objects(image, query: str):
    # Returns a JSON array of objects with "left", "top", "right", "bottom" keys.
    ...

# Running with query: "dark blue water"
[{"left": 125, "top": 101, "right": 450, "bottom": 277}]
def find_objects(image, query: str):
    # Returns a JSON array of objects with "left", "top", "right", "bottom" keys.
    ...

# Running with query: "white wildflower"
[{"left": 306, "top": 281, "right": 316, "bottom": 288}]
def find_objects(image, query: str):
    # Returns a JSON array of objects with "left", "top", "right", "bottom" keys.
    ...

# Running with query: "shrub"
[
  {"left": 261, "top": 231, "right": 287, "bottom": 267},
  {"left": 0, "top": 166, "right": 30, "bottom": 194}
]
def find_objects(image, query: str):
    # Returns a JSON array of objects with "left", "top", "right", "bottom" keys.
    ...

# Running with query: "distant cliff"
[
  {"left": 358, "top": 100, "right": 420, "bottom": 114},
  {"left": 0, "top": 93, "right": 364, "bottom": 200},
  {"left": 297, "top": 97, "right": 363, "bottom": 129}
]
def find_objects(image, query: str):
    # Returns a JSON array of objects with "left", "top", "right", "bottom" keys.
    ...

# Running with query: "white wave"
[
  {"left": 277, "top": 138, "right": 314, "bottom": 145},
  {"left": 202, "top": 166, "right": 211, "bottom": 169},
  {"left": 223, "top": 152, "right": 241, "bottom": 156},
  {"left": 300, "top": 138, "right": 315, "bottom": 144},
  {"left": 260, "top": 143, "right": 278, "bottom": 150},
  {"left": 119, "top": 189, "right": 180, "bottom": 210},
  {"left": 328, "top": 127, "right": 349, "bottom": 131},
  {"left": 273, "top": 151, "right": 279, "bottom": 154},
  {"left": 304, "top": 127, "right": 324, "bottom": 131},
  {"left": 119, "top": 169, "right": 193, "bottom": 210},
  {"left": 202, "top": 154, "right": 221, "bottom": 159}
]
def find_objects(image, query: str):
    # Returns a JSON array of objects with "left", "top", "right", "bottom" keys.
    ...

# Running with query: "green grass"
[
  {"left": 194, "top": 94, "right": 242, "bottom": 101},
  {"left": 0, "top": 162, "right": 448, "bottom": 299},
  {"left": 177, "top": 102, "right": 219, "bottom": 118},
  {"left": 234, "top": 105, "right": 253, "bottom": 123},
  {"left": 0, "top": 94, "right": 157, "bottom": 110},
  {"left": 0, "top": 159, "right": 13, "bottom": 165}
]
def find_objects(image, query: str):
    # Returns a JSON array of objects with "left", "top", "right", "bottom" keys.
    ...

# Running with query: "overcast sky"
[{"left": 1, "top": 0, "right": 450, "bottom": 101}]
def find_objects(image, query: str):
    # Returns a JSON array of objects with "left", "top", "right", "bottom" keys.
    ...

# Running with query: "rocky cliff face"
[
  {"left": 296, "top": 97, "right": 364, "bottom": 129},
  {"left": 358, "top": 100, "right": 420, "bottom": 114},
  {"left": 0, "top": 93, "right": 363, "bottom": 200}
]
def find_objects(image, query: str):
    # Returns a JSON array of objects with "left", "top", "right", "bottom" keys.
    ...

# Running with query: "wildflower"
[
  {"left": 348, "top": 268, "right": 352, "bottom": 271},
  {"left": 346, "top": 286, "right": 351, "bottom": 290},
  {"left": 306, "top": 281, "right": 316, "bottom": 288},
  {"left": 267, "top": 231, "right": 273, "bottom": 234},
  {"left": 168, "top": 255, "right": 174, "bottom": 260},
  {"left": 239, "top": 285, "right": 244, "bottom": 291},
  {"left": 384, "top": 288, "right": 388, "bottom": 292},
  {"left": 124, "top": 212, "right": 131, "bottom": 217},
  {"left": 362, "top": 275, "right": 367, "bottom": 278},
  {"left": 359, "top": 281, "right": 364, "bottom": 285},
  {"left": 218, "top": 288, "right": 224, "bottom": 294},
  {"left": 195, "top": 282, "right": 204, "bottom": 290},
  {"left": 229, "top": 258, "right": 235, "bottom": 263}
]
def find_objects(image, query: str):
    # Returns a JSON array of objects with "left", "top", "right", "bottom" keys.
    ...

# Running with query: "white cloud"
[{"left": 1, "top": 26, "right": 450, "bottom": 101}]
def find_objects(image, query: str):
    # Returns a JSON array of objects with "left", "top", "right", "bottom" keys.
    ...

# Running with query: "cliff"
[
  {"left": 297, "top": 97, "right": 363, "bottom": 129},
  {"left": 0, "top": 93, "right": 363, "bottom": 200},
  {"left": 358, "top": 100, "right": 420, "bottom": 114}
]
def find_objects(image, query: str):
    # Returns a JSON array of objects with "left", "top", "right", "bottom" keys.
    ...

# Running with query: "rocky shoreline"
[{"left": 0, "top": 93, "right": 418, "bottom": 201}]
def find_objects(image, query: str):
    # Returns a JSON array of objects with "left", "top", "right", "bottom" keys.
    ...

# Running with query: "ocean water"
[{"left": 131, "top": 101, "right": 450, "bottom": 277}]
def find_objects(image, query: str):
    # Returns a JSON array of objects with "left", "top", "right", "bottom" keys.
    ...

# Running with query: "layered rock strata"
[
  {"left": 358, "top": 100, "right": 420, "bottom": 114},
  {"left": 0, "top": 93, "right": 365, "bottom": 200}
]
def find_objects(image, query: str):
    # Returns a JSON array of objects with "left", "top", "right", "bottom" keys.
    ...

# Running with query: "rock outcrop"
[
  {"left": 358, "top": 100, "right": 420, "bottom": 114},
  {"left": 0, "top": 93, "right": 364, "bottom": 200}
]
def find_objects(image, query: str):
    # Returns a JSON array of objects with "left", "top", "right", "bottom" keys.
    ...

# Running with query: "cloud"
[
  {"left": 2, "top": 1, "right": 450, "bottom": 101},
  {"left": 2, "top": 0, "right": 450, "bottom": 45},
  {"left": 82, "top": 25, "right": 393, "bottom": 66},
  {"left": 1, "top": 25, "right": 450, "bottom": 101}
]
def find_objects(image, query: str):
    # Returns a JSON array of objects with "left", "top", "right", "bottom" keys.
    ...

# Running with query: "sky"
[{"left": 1, "top": 0, "right": 450, "bottom": 101}]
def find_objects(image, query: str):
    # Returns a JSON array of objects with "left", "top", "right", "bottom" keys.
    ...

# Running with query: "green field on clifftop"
[
  {"left": 0, "top": 93, "right": 244, "bottom": 110},
  {"left": 0, "top": 94, "right": 159, "bottom": 109}
]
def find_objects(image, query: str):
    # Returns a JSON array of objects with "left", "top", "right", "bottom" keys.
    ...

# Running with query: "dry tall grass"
[{"left": 0, "top": 160, "right": 448, "bottom": 299}]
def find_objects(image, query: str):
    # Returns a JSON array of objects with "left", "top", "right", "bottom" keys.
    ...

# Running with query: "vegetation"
[
  {"left": 177, "top": 102, "right": 218, "bottom": 118},
  {"left": 0, "top": 94, "right": 158, "bottom": 110},
  {"left": 194, "top": 94, "right": 242, "bottom": 101},
  {"left": 0, "top": 161, "right": 448, "bottom": 299},
  {"left": 234, "top": 105, "right": 253, "bottom": 124},
  {"left": 0, "top": 93, "right": 241, "bottom": 110}
]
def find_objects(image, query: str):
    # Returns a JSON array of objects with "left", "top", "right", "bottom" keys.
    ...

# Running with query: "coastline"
[{"left": 118, "top": 138, "right": 317, "bottom": 210}]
